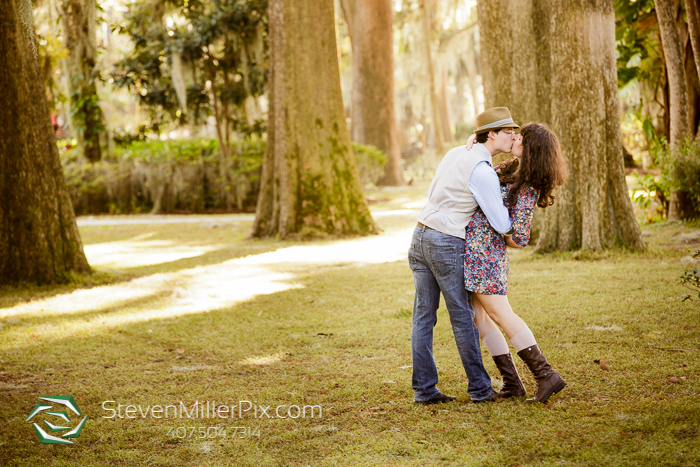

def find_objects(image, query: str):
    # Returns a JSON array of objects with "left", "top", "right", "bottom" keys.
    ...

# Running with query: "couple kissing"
[{"left": 409, "top": 107, "right": 568, "bottom": 404}]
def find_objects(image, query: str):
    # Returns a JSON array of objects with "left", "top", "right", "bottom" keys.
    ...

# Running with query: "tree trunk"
[
  {"left": 657, "top": 0, "right": 698, "bottom": 219},
  {"left": 685, "top": 0, "right": 700, "bottom": 118},
  {"left": 341, "top": 0, "right": 405, "bottom": 186},
  {"left": 61, "top": 0, "right": 104, "bottom": 163},
  {"left": 451, "top": 58, "right": 468, "bottom": 129},
  {"left": 478, "top": 0, "right": 548, "bottom": 125},
  {"left": 463, "top": 30, "right": 481, "bottom": 125},
  {"left": 437, "top": 60, "right": 454, "bottom": 143},
  {"left": 420, "top": 0, "right": 445, "bottom": 153},
  {"left": 252, "top": 0, "right": 377, "bottom": 238},
  {"left": 656, "top": 0, "right": 691, "bottom": 144},
  {"left": 0, "top": 0, "right": 90, "bottom": 284},
  {"left": 478, "top": 0, "right": 644, "bottom": 251},
  {"left": 680, "top": 5, "right": 700, "bottom": 217},
  {"left": 680, "top": 4, "right": 700, "bottom": 139}
]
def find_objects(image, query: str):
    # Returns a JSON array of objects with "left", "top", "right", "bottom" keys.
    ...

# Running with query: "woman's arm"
[
  {"left": 504, "top": 234, "right": 524, "bottom": 249},
  {"left": 465, "top": 133, "right": 476, "bottom": 150},
  {"left": 508, "top": 186, "right": 538, "bottom": 248}
]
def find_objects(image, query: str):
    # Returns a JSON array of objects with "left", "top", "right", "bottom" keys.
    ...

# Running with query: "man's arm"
[{"left": 468, "top": 162, "right": 512, "bottom": 234}]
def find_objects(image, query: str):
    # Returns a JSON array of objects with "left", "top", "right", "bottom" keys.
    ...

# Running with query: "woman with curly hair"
[{"left": 464, "top": 122, "right": 568, "bottom": 403}]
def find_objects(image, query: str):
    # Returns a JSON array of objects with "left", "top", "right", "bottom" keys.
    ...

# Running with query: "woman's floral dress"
[{"left": 464, "top": 180, "right": 537, "bottom": 295}]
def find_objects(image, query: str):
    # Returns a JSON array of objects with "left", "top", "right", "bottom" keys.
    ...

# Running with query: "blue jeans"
[{"left": 408, "top": 226, "right": 493, "bottom": 402}]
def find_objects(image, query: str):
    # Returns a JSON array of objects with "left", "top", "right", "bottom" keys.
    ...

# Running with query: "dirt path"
[{"left": 76, "top": 209, "right": 422, "bottom": 226}]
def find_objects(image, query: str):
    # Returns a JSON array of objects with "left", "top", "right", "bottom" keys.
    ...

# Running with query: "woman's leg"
[
  {"left": 471, "top": 295, "right": 500, "bottom": 338},
  {"left": 473, "top": 293, "right": 528, "bottom": 339},
  {"left": 473, "top": 293, "right": 566, "bottom": 403},
  {"left": 471, "top": 294, "right": 525, "bottom": 398}
]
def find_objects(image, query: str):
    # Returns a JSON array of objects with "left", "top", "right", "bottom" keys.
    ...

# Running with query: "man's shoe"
[
  {"left": 472, "top": 391, "right": 499, "bottom": 403},
  {"left": 492, "top": 353, "right": 526, "bottom": 399},
  {"left": 415, "top": 391, "right": 457, "bottom": 405},
  {"left": 517, "top": 345, "right": 566, "bottom": 403}
]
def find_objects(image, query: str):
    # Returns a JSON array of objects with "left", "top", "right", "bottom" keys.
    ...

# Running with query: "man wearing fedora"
[{"left": 409, "top": 107, "right": 519, "bottom": 404}]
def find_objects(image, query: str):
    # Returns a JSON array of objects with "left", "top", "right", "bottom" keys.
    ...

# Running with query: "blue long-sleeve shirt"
[{"left": 469, "top": 161, "right": 512, "bottom": 234}]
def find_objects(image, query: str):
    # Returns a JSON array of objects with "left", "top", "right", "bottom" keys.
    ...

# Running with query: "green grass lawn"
[{"left": 1, "top": 181, "right": 699, "bottom": 466}]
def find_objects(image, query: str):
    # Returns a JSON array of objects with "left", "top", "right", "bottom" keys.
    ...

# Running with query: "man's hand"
[{"left": 465, "top": 134, "right": 476, "bottom": 150}]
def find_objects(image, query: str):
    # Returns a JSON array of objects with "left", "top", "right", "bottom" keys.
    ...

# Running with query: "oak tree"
[
  {"left": 340, "top": 0, "right": 405, "bottom": 186},
  {"left": 478, "top": 0, "right": 645, "bottom": 251},
  {"left": 0, "top": 0, "right": 90, "bottom": 284},
  {"left": 252, "top": 0, "right": 377, "bottom": 238}
]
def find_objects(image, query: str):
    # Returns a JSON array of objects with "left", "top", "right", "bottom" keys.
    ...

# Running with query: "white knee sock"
[
  {"left": 510, "top": 326, "right": 537, "bottom": 352},
  {"left": 482, "top": 329, "right": 510, "bottom": 356}
]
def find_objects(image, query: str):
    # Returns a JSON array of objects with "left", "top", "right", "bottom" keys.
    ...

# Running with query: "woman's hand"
[
  {"left": 465, "top": 133, "right": 476, "bottom": 150},
  {"left": 504, "top": 234, "right": 525, "bottom": 249}
]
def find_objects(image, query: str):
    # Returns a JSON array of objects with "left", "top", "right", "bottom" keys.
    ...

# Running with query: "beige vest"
[{"left": 417, "top": 144, "right": 492, "bottom": 238}]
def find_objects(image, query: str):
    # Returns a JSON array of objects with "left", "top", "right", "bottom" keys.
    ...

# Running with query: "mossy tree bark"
[
  {"left": 478, "top": 0, "right": 645, "bottom": 251},
  {"left": 0, "top": 0, "right": 91, "bottom": 284},
  {"left": 340, "top": 0, "right": 405, "bottom": 186},
  {"left": 61, "top": 0, "right": 104, "bottom": 163},
  {"left": 252, "top": 0, "right": 377, "bottom": 238},
  {"left": 655, "top": 0, "right": 697, "bottom": 220}
]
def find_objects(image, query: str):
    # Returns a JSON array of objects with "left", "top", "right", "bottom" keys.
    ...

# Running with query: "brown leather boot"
[
  {"left": 492, "top": 353, "right": 526, "bottom": 399},
  {"left": 517, "top": 345, "right": 566, "bottom": 403}
]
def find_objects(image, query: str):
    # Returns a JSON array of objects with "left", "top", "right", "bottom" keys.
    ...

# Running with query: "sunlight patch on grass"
[
  {"left": 0, "top": 265, "right": 300, "bottom": 349},
  {"left": 0, "top": 227, "right": 416, "bottom": 349},
  {"left": 370, "top": 208, "right": 421, "bottom": 217},
  {"left": 84, "top": 239, "right": 218, "bottom": 268},
  {"left": 238, "top": 352, "right": 287, "bottom": 366},
  {"left": 0, "top": 216, "right": 424, "bottom": 359},
  {"left": 400, "top": 198, "right": 428, "bottom": 209},
  {"left": 0, "top": 276, "right": 166, "bottom": 320},
  {"left": 235, "top": 227, "right": 413, "bottom": 266}
]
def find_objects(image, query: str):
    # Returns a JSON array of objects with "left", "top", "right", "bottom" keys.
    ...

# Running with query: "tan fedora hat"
[{"left": 474, "top": 107, "right": 520, "bottom": 135}]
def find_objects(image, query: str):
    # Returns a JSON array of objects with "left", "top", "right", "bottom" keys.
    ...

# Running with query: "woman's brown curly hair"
[{"left": 495, "top": 122, "right": 568, "bottom": 209}]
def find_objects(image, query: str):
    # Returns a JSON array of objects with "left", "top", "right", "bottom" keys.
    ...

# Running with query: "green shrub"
[
  {"left": 681, "top": 249, "right": 700, "bottom": 303},
  {"left": 114, "top": 139, "right": 222, "bottom": 163},
  {"left": 629, "top": 173, "right": 670, "bottom": 221},
  {"left": 656, "top": 137, "right": 700, "bottom": 215},
  {"left": 60, "top": 138, "right": 390, "bottom": 214},
  {"left": 351, "top": 142, "right": 387, "bottom": 185},
  {"left": 60, "top": 138, "right": 265, "bottom": 215}
]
